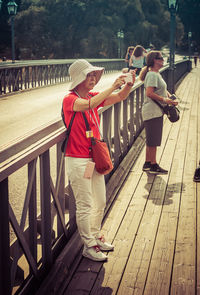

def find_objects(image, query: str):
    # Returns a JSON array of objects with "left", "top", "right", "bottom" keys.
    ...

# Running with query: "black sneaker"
[
  {"left": 149, "top": 163, "right": 168, "bottom": 174},
  {"left": 142, "top": 161, "right": 151, "bottom": 171},
  {"left": 193, "top": 166, "right": 200, "bottom": 182}
]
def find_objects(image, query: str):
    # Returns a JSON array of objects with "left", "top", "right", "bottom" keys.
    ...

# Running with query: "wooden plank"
[
  {"left": 63, "top": 69, "right": 200, "bottom": 295},
  {"left": 116, "top": 71, "right": 193, "bottom": 295},
  {"left": 88, "top": 74, "right": 190, "bottom": 294},
  {"left": 143, "top": 72, "right": 192, "bottom": 295},
  {"left": 90, "top": 114, "right": 177, "bottom": 294},
  {"left": 196, "top": 69, "right": 200, "bottom": 295},
  {"left": 170, "top": 70, "right": 198, "bottom": 294},
  {"left": 64, "top": 168, "right": 146, "bottom": 294}
]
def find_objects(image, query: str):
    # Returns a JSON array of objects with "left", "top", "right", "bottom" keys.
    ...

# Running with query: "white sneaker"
[
  {"left": 96, "top": 236, "right": 114, "bottom": 251},
  {"left": 82, "top": 245, "right": 108, "bottom": 262}
]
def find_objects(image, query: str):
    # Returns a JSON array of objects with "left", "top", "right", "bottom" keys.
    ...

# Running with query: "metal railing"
[
  {"left": 0, "top": 59, "right": 191, "bottom": 295},
  {"left": 0, "top": 59, "right": 125, "bottom": 95}
]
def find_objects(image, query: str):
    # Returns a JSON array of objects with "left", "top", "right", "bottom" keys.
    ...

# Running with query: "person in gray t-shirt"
[{"left": 139, "top": 50, "right": 178, "bottom": 174}]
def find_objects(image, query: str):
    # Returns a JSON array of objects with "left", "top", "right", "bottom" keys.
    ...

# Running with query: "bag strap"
[
  {"left": 150, "top": 98, "right": 164, "bottom": 111},
  {"left": 61, "top": 104, "right": 76, "bottom": 153},
  {"left": 82, "top": 112, "right": 96, "bottom": 146},
  {"left": 82, "top": 112, "right": 90, "bottom": 131}
]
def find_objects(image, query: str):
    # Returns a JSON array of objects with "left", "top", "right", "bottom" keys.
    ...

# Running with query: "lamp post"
[
  {"left": 117, "top": 30, "right": 124, "bottom": 59},
  {"left": 7, "top": 1, "right": 18, "bottom": 63},
  {"left": 117, "top": 30, "right": 121, "bottom": 58},
  {"left": 188, "top": 31, "right": 192, "bottom": 60},
  {"left": 168, "top": 0, "right": 178, "bottom": 94},
  {"left": 120, "top": 30, "right": 124, "bottom": 58}
]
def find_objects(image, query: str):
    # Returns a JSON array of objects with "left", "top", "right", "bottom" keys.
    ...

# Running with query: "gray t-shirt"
[{"left": 142, "top": 71, "right": 167, "bottom": 121}]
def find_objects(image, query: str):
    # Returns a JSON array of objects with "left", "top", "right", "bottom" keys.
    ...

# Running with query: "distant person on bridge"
[
  {"left": 63, "top": 59, "right": 136, "bottom": 262},
  {"left": 139, "top": 51, "right": 178, "bottom": 174},
  {"left": 125, "top": 46, "right": 134, "bottom": 68},
  {"left": 194, "top": 50, "right": 198, "bottom": 67},
  {"left": 129, "top": 45, "right": 147, "bottom": 75}
]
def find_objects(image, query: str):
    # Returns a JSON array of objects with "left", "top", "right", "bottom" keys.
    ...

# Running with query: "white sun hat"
[{"left": 68, "top": 59, "right": 104, "bottom": 91}]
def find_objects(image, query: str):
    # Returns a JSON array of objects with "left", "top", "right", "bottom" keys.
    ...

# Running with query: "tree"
[
  {"left": 1, "top": 0, "right": 187, "bottom": 59},
  {"left": 177, "top": 0, "right": 200, "bottom": 51}
]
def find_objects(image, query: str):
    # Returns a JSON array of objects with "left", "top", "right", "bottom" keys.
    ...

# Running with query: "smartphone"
[
  {"left": 124, "top": 73, "right": 132, "bottom": 83},
  {"left": 170, "top": 94, "right": 177, "bottom": 100}
]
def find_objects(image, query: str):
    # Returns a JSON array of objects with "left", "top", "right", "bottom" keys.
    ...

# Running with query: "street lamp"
[
  {"left": 168, "top": 0, "right": 178, "bottom": 93},
  {"left": 117, "top": 30, "right": 124, "bottom": 59},
  {"left": 7, "top": 1, "right": 18, "bottom": 63},
  {"left": 188, "top": 31, "right": 192, "bottom": 60}
]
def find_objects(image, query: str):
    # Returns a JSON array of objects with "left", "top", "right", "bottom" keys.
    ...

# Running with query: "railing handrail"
[
  {"left": 0, "top": 58, "right": 124, "bottom": 69},
  {"left": 0, "top": 59, "right": 126, "bottom": 96}
]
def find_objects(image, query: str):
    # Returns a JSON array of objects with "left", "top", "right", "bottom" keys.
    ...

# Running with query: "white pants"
[{"left": 67, "top": 157, "right": 106, "bottom": 248}]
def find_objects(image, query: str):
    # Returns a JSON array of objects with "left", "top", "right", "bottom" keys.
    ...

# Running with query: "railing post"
[
  {"left": 0, "top": 178, "right": 11, "bottom": 295},
  {"left": 129, "top": 91, "right": 135, "bottom": 146},
  {"left": 122, "top": 99, "right": 129, "bottom": 155},
  {"left": 57, "top": 142, "right": 65, "bottom": 236},
  {"left": 28, "top": 160, "right": 37, "bottom": 262},
  {"left": 114, "top": 103, "right": 122, "bottom": 167},
  {"left": 40, "top": 151, "right": 52, "bottom": 271}
]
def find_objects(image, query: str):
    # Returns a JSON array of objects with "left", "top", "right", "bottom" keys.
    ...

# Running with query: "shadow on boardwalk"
[{"left": 46, "top": 66, "right": 200, "bottom": 295}]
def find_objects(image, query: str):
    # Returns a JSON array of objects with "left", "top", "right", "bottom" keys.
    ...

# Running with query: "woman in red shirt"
[{"left": 63, "top": 59, "right": 135, "bottom": 262}]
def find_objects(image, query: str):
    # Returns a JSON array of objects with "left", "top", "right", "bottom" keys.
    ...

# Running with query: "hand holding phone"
[{"left": 124, "top": 73, "right": 133, "bottom": 83}]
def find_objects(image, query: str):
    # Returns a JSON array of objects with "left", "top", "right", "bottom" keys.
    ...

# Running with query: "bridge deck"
[{"left": 62, "top": 67, "right": 200, "bottom": 295}]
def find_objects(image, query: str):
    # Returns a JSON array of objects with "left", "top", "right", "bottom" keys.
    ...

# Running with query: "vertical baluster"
[
  {"left": 28, "top": 160, "right": 37, "bottom": 263},
  {"left": 0, "top": 71, "right": 2, "bottom": 95},
  {"left": 25, "top": 67, "right": 29, "bottom": 89},
  {"left": 114, "top": 102, "right": 122, "bottom": 167},
  {"left": 8, "top": 69, "right": 12, "bottom": 93},
  {"left": 40, "top": 151, "right": 52, "bottom": 271},
  {"left": 102, "top": 108, "right": 112, "bottom": 153},
  {"left": 31, "top": 67, "right": 34, "bottom": 88},
  {"left": 20, "top": 67, "right": 23, "bottom": 90},
  {"left": 3, "top": 68, "right": 6, "bottom": 94},
  {"left": 68, "top": 183, "right": 77, "bottom": 237},
  {"left": 56, "top": 142, "right": 65, "bottom": 236},
  {"left": 135, "top": 88, "right": 140, "bottom": 135},
  {"left": 122, "top": 98, "right": 129, "bottom": 155},
  {"left": 129, "top": 91, "right": 135, "bottom": 146},
  {"left": 0, "top": 178, "right": 11, "bottom": 295},
  {"left": 46, "top": 65, "right": 49, "bottom": 85},
  {"left": 140, "top": 85, "right": 144, "bottom": 125}
]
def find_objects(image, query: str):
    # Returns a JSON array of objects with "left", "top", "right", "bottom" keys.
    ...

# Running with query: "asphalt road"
[{"left": 0, "top": 71, "right": 126, "bottom": 150}]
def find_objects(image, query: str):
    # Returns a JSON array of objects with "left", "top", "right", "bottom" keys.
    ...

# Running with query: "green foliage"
[
  {"left": 1, "top": 0, "right": 196, "bottom": 59},
  {"left": 177, "top": 0, "right": 200, "bottom": 51}
]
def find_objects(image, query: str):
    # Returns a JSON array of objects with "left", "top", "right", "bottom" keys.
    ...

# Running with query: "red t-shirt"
[{"left": 62, "top": 91, "right": 105, "bottom": 158}]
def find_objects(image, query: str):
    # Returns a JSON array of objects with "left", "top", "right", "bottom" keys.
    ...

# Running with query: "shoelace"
[
  {"left": 99, "top": 235, "right": 106, "bottom": 243},
  {"left": 93, "top": 245, "right": 100, "bottom": 252}
]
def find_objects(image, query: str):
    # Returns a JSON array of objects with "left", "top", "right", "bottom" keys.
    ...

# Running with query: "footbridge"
[{"left": 1, "top": 58, "right": 199, "bottom": 295}]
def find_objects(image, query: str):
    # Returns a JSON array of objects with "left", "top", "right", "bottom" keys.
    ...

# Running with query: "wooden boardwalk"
[{"left": 63, "top": 66, "right": 200, "bottom": 295}]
